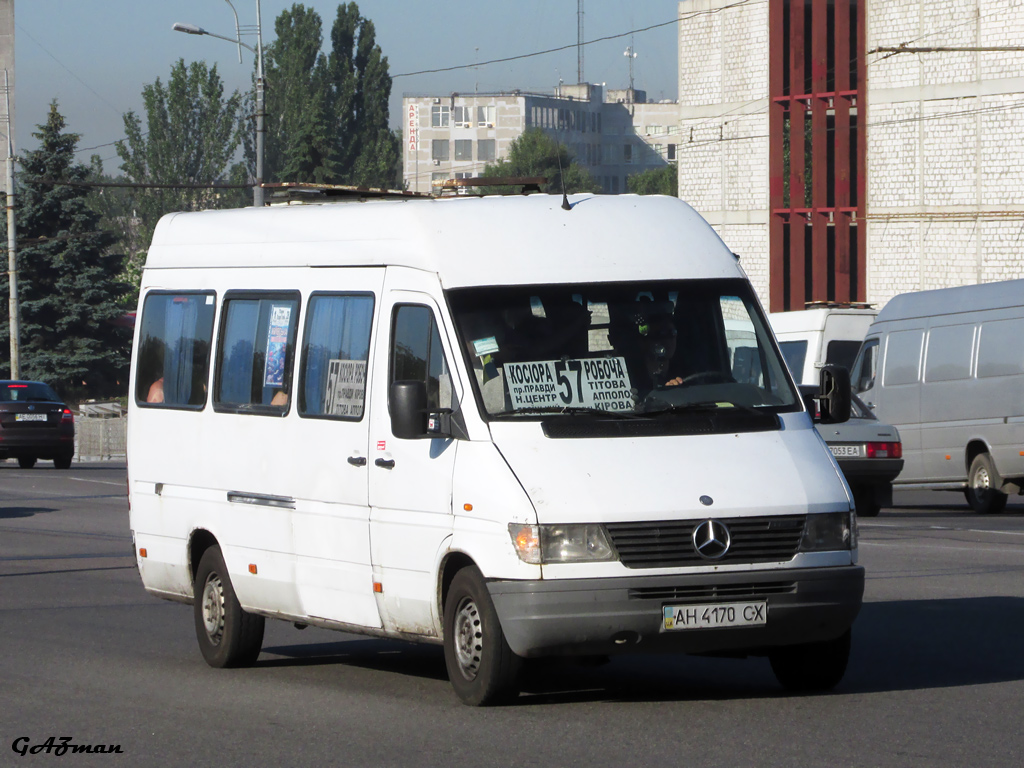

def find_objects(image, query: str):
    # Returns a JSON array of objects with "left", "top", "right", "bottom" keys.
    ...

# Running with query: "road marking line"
[{"left": 65, "top": 476, "right": 125, "bottom": 487}]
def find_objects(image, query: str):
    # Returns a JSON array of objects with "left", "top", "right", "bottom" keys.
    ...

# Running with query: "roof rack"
[
  {"left": 263, "top": 182, "right": 427, "bottom": 205},
  {"left": 803, "top": 301, "right": 875, "bottom": 310},
  {"left": 433, "top": 176, "right": 547, "bottom": 196}
]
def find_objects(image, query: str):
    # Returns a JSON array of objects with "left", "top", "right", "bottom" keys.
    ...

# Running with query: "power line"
[{"left": 392, "top": 1, "right": 760, "bottom": 79}]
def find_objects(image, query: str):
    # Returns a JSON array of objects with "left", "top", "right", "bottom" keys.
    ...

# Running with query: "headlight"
[
  {"left": 799, "top": 511, "right": 857, "bottom": 552},
  {"left": 508, "top": 523, "right": 618, "bottom": 564}
]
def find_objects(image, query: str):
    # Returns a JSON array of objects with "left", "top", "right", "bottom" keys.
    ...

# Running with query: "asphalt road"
[{"left": 2, "top": 462, "right": 1023, "bottom": 768}]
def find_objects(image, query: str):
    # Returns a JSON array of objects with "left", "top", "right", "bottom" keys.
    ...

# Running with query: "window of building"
[
  {"left": 667, "top": 143, "right": 676, "bottom": 161},
  {"left": 477, "top": 105, "right": 495, "bottom": 126},
  {"left": 135, "top": 291, "right": 216, "bottom": 408},
  {"left": 298, "top": 293, "right": 374, "bottom": 419},
  {"left": 431, "top": 172, "right": 450, "bottom": 183},
  {"left": 430, "top": 104, "right": 449, "bottom": 127},
  {"left": 215, "top": 292, "right": 300, "bottom": 414},
  {"left": 623, "top": 143, "right": 633, "bottom": 164},
  {"left": 454, "top": 139, "right": 473, "bottom": 161},
  {"left": 478, "top": 139, "right": 496, "bottom": 162},
  {"left": 432, "top": 140, "right": 449, "bottom": 161},
  {"left": 391, "top": 305, "right": 452, "bottom": 412},
  {"left": 453, "top": 106, "right": 471, "bottom": 126}
]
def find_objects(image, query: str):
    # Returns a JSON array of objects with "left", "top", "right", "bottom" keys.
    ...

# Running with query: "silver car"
[{"left": 801, "top": 386, "right": 903, "bottom": 517}]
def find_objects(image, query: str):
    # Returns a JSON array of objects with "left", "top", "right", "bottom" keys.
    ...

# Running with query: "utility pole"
[
  {"left": 1, "top": 0, "right": 17, "bottom": 378},
  {"left": 577, "top": 0, "right": 585, "bottom": 84}
]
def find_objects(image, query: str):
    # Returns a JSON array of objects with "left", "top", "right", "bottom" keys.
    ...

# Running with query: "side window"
[
  {"left": 298, "top": 293, "right": 374, "bottom": 419},
  {"left": 977, "top": 318, "right": 1024, "bottom": 378},
  {"left": 883, "top": 330, "right": 924, "bottom": 386},
  {"left": 851, "top": 338, "right": 879, "bottom": 393},
  {"left": 925, "top": 324, "right": 975, "bottom": 382},
  {"left": 391, "top": 305, "right": 451, "bottom": 411},
  {"left": 214, "top": 292, "right": 300, "bottom": 414},
  {"left": 135, "top": 292, "right": 216, "bottom": 408}
]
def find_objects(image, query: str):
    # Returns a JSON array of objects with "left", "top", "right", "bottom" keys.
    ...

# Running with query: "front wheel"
[
  {"left": 769, "top": 629, "right": 851, "bottom": 693},
  {"left": 193, "top": 546, "right": 265, "bottom": 668},
  {"left": 443, "top": 566, "right": 522, "bottom": 706},
  {"left": 965, "top": 453, "right": 1008, "bottom": 514}
]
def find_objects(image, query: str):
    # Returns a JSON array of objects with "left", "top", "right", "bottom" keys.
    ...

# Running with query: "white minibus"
[
  {"left": 127, "top": 191, "right": 862, "bottom": 705},
  {"left": 769, "top": 306, "right": 877, "bottom": 386},
  {"left": 850, "top": 279, "right": 1024, "bottom": 513}
]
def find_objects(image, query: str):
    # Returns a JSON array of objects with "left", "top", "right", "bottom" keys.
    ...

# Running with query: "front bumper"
[{"left": 487, "top": 565, "right": 864, "bottom": 658}]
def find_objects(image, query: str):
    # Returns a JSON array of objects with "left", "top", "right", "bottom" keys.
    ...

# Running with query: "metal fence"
[{"left": 74, "top": 403, "right": 127, "bottom": 461}]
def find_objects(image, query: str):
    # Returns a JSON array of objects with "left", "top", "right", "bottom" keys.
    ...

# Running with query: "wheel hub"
[
  {"left": 453, "top": 597, "right": 483, "bottom": 680},
  {"left": 201, "top": 573, "right": 225, "bottom": 645}
]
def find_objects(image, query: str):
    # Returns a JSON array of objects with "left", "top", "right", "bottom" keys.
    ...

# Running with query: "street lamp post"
[{"left": 173, "top": 0, "right": 265, "bottom": 207}]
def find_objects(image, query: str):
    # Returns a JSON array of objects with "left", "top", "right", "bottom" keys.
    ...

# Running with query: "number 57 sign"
[{"left": 504, "top": 357, "right": 633, "bottom": 412}]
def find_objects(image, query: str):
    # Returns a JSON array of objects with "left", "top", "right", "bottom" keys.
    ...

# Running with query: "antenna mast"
[{"left": 577, "top": 0, "right": 584, "bottom": 84}]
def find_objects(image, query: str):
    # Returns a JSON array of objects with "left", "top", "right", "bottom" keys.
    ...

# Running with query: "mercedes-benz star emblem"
[{"left": 692, "top": 519, "right": 731, "bottom": 560}]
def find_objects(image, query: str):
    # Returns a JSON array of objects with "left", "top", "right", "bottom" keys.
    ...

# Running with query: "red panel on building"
[{"left": 768, "top": 0, "right": 865, "bottom": 311}]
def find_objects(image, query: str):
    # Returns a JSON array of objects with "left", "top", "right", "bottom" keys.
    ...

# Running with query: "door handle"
[
  {"left": 347, "top": 456, "right": 367, "bottom": 467},
  {"left": 374, "top": 458, "right": 396, "bottom": 470}
]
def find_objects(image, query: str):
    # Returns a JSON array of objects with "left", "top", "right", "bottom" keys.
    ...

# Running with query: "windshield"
[{"left": 447, "top": 279, "right": 799, "bottom": 419}]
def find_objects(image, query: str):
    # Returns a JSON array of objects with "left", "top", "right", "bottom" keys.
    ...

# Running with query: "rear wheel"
[
  {"left": 53, "top": 452, "right": 73, "bottom": 470},
  {"left": 769, "top": 629, "right": 851, "bottom": 693},
  {"left": 193, "top": 546, "right": 265, "bottom": 668},
  {"left": 443, "top": 565, "right": 522, "bottom": 706},
  {"left": 17, "top": 456, "right": 37, "bottom": 469},
  {"left": 965, "top": 453, "right": 1008, "bottom": 514},
  {"left": 852, "top": 486, "right": 881, "bottom": 518}
]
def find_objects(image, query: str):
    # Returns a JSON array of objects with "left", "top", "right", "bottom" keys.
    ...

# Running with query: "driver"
[{"left": 636, "top": 312, "right": 683, "bottom": 388}]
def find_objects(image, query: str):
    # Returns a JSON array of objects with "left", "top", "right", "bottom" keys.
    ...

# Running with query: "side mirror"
[
  {"left": 390, "top": 381, "right": 429, "bottom": 439},
  {"left": 390, "top": 380, "right": 454, "bottom": 439},
  {"left": 817, "top": 365, "right": 851, "bottom": 424}
]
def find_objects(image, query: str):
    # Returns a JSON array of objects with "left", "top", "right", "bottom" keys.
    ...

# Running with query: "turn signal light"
[{"left": 866, "top": 441, "right": 902, "bottom": 459}]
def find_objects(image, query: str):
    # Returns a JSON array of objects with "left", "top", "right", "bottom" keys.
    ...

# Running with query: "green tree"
[
  {"left": 627, "top": 164, "right": 678, "bottom": 196},
  {"left": 329, "top": 3, "right": 400, "bottom": 187},
  {"left": 481, "top": 128, "right": 600, "bottom": 195},
  {"left": 116, "top": 59, "right": 244, "bottom": 254},
  {"left": 261, "top": 4, "right": 337, "bottom": 183},
  {"left": 0, "top": 103, "right": 131, "bottom": 401}
]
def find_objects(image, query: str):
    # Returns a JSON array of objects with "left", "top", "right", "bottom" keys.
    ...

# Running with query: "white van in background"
[
  {"left": 770, "top": 305, "right": 877, "bottom": 385},
  {"left": 127, "top": 190, "right": 862, "bottom": 705},
  {"left": 850, "top": 279, "right": 1024, "bottom": 513}
]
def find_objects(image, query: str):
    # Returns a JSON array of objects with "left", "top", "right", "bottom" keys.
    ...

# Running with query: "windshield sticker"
[
  {"left": 264, "top": 305, "right": 292, "bottom": 387},
  {"left": 324, "top": 359, "right": 366, "bottom": 417},
  {"left": 472, "top": 336, "right": 500, "bottom": 356},
  {"left": 505, "top": 357, "right": 633, "bottom": 411}
]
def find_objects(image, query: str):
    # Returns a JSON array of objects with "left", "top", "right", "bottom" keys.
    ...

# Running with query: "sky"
[{"left": 14, "top": 0, "right": 681, "bottom": 171}]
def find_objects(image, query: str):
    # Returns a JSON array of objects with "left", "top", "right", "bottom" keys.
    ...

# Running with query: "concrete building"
[
  {"left": 402, "top": 85, "right": 679, "bottom": 195},
  {"left": 677, "top": 0, "right": 1024, "bottom": 311}
]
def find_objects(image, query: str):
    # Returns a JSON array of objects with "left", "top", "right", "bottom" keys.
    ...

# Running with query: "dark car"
[
  {"left": 800, "top": 385, "right": 903, "bottom": 517},
  {"left": 0, "top": 380, "right": 75, "bottom": 469}
]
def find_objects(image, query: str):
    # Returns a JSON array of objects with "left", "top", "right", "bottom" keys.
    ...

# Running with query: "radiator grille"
[
  {"left": 605, "top": 515, "right": 805, "bottom": 569},
  {"left": 628, "top": 581, "right": 797, "bottom": 602}
]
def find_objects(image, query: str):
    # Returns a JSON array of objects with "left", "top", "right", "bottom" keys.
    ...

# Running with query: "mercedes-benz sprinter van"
[
  {"left": 127, "top": 191, "right": 862, "bottom": 705},
  {"left": 850, "top": 279, "right": 1024, "bottom": 513}
]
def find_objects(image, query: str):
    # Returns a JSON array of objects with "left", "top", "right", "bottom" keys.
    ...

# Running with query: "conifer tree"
[{"left": 0, "top": 103, "right": 131, "bottom": 400}]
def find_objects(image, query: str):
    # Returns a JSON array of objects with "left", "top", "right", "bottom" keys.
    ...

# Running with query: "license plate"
[
  {"left": 830, "top": 444, "right": 862, "bottom": 458},
  {"left": 15, "top": 413, "right": 47, "bottom": 422},
  {"left": 663, "top": 601, "right": 767, "bottom": 630}
]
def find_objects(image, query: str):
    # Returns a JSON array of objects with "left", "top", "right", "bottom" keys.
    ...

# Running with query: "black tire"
[
  {"left": 852, "top": 486, "right": 881, "bottom": 518},
  {"left": 443, "top": 565, "right": 522, "bottom": 706},
  {"left": 769, "top": 629, "right": 851, "bottom": 693},
  {"left": 17, "top": 456, "right": 37, "bottom": 469},
  {"left": 965, "top": 453, "right": 1008, "bottom": 514},
  {"left": 53, "top": 452, "right": 73, "bottom": 470},
  {"left": 193, "top": 546, "right": 265, "bottom": 668}
]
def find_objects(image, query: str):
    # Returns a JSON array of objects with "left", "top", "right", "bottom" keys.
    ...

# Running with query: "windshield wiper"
[
  {"left": 491, "top": 405, "right": 644, "bottom": 419},
  {"left": 642, "top": 400, "right": 768, "bottom": 418}
]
